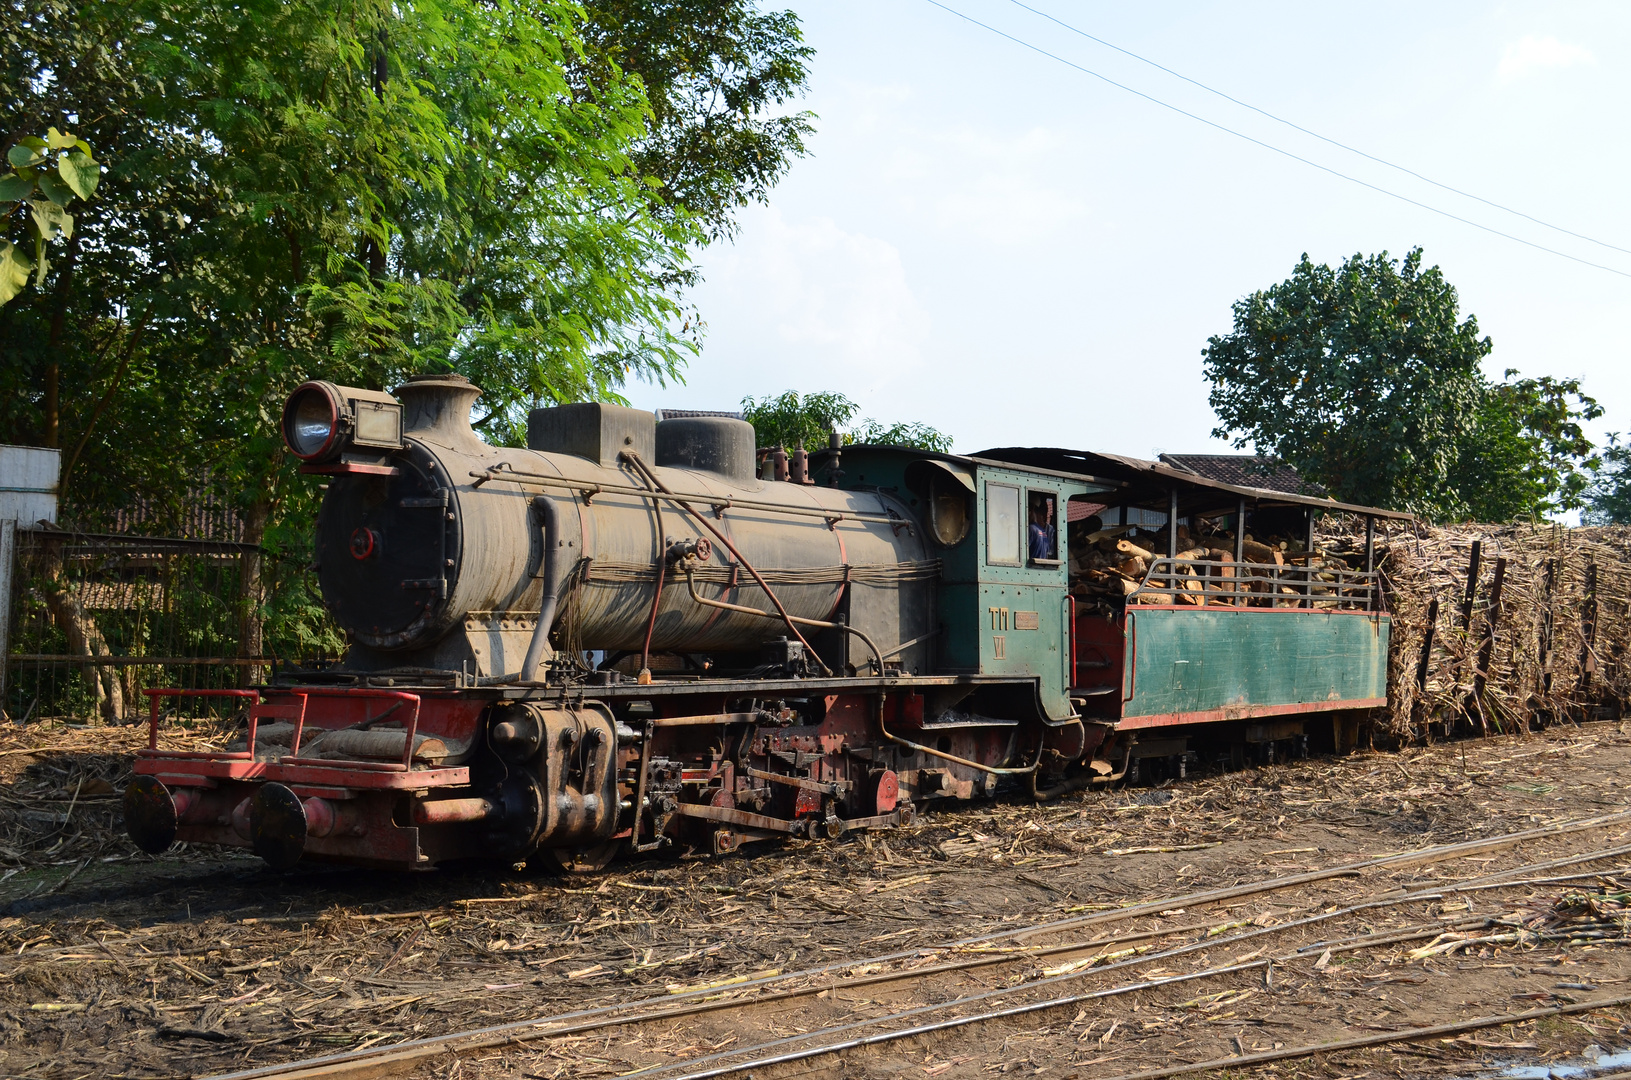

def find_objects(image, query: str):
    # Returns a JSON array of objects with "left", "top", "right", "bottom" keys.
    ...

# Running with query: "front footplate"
[{"left": 123, "top": 774, "right": 431, "bottom": 870}]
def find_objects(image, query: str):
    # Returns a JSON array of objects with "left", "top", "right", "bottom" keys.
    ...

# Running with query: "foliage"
[
  {"left": 741, "top": 390, "right": 953, "bottom": 453},
  {"left": 577, "top": 0, "right": 815, "bottom": 243},
  {"left": 1204, "top": 248, "right": 1598, "bottom": 521},
  {"left": 0, "top": 127, "right": 100, "bottom": 304},
  {"left": 1585, "top": 436, "right": 1631, "bottom": 525},
  {"left": 742, "top": 390, "right": 862, "bottom": 451},
  {"left": 1452, "top": 372, "right": 1601, "bottom": 522},
  {"left": 851, "top": 419, "right": 955, "bottom": 453},
  {"left": 0, "top": 0, "right": 811, "bottom": 659}
]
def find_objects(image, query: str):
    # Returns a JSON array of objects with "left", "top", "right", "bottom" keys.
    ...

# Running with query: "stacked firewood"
[{"left": 1067, "top": 519, "right": 1354, "bottom": 606}]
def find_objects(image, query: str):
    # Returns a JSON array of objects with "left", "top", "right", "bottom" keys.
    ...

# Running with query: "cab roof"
[
  {"left": 974, "top": 447, "right": 1413, "bottom": 521},
  {"left": 842, "top": 442, "right": 1411, "bottom": 521}
]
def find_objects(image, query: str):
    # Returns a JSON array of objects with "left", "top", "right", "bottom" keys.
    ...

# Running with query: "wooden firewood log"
[
  {"left": 1115, "top": 539, "right": 1155, "bottom": 561},
  {"left": 1115, "top": 556, "right": 1147, "bottom": 578},
  {"left": 1240, "top": 537, "right": 1281, "bottom": 564}
]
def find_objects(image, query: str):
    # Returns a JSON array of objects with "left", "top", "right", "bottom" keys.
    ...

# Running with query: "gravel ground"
[{"left": 0, "top": 720, "right": 1626, "bottom": 1080}]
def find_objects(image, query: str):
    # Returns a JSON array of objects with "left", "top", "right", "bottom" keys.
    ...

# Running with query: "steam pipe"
[
  {"left": 875, "top": 694, "right": 1047, "bottom": 777},
  {"left": 521, "top": 496, "right": 567, "bottom": 681},
  {"left": 680, "top": 564, "right": 886, "bottom": 675},
  {"left": 620, "top": 451, "right": 833, "bottom": 675},
  {"left": 636, "top": 464, "right": 671, "bottom": 681},
  {"left": 480, "top": 496, "right": 569, "bottom": 685}
]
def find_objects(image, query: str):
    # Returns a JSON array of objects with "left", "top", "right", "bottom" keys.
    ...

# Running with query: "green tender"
[{"left": 1122, "top": 607, "right": 1389, "bottom": 724}]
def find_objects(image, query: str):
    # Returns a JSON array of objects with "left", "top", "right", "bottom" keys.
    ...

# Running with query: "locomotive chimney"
[{"left": 394, "top": 373, "right": 484, "bottom": 447}]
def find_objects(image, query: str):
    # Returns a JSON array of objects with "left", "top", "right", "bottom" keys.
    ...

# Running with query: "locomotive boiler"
[{"left": 125, "top": 374, "right": 1404, "bottom": 872}]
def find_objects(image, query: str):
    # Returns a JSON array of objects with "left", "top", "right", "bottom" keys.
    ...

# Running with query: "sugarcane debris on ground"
[{"left": 0, "top": 719, "right": 1628, "bottom": 1077}]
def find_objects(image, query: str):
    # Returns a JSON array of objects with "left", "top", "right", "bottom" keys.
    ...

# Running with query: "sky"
[{"left": 623, "top": 0, "right": 1631, "bottom": 463}]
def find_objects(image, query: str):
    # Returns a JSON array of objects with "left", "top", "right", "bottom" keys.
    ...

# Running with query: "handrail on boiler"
[{"left": 471, "top": 464, "right": 909, "bottom": 530}]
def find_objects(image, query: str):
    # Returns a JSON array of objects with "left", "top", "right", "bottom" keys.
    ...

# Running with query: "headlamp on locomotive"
[{"left": 281, "top": 380, "right": 404, "bottom": 465}]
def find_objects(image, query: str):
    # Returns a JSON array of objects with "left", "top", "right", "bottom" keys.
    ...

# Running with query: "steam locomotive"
[{"left": 123, "top": 374, "right": 1403, "bottom": 871}]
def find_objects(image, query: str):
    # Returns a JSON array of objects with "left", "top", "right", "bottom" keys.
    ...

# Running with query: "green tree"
[
  {"left": 0, "top": 0, "right": 736, "bottom": 665},
  {"left": 0, "top": 127, "right": 100, "bottom": 304},
  {"left": 851, "top": 419, "right": 954, "bottom": 453},
  {"left": 1451, "top": 373, "right": 1601, "bottom": 521},
  {"left": 741, "top": 390, "right": 953, "bottom": 453},
  {"left": 577, "top": 0, "right": 815, "bottom": 243},
  {"left": 1203, "top": 248, "right": 1598, "bottom": 521},
  {"left": 1584, "top": 436, "right": 1631, "bottom": 525}
]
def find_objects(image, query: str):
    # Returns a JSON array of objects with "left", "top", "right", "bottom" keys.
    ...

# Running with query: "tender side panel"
[{"left": 1121, "top": 608, "right": 1388, "bottom": 727}]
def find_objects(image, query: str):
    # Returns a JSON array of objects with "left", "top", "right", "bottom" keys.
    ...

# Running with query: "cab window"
[
  {"left": 986, "top": 483, "right": 1021, "bottom": 565},
  {"left": 1027, "top": 490, "right": 1059, "bottom": 564}
]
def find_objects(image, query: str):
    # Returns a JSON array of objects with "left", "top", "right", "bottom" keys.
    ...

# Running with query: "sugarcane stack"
[{"left": 1325, "top": 518, "right": 1631, "bottom": 741}]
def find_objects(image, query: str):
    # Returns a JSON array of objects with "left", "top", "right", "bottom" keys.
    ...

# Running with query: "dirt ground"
[{"left": 0, "top": 720, "right": 1627, "bottom": 1080}]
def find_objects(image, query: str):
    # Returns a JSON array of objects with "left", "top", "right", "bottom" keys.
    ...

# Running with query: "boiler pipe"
[
  {"left": 413, "top": 797, "right": 498, "bottom": 826},
  {"left": 622, "top": 451, "right": 832, "bottom": 674},
  {"left": 489, "top": 497, "right": 570, "bottom": 687},
  {"left": 681, "top": 565, "right": 885, "bottom": 676}
]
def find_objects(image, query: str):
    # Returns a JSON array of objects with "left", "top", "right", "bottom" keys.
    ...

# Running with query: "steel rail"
[
  {"left": 626, "top": 852, "right": 1631, "bottom": 1080},
  {"left": 1011, "top": 809, "right": 1631, "bottom": 941},
  {"left": 1095, "top": 994, "right": 1631, "bottom": 1080},
  {"left": 225, "top": 851, "right": 1627, "bottom": 1080},
  {"left": 200, "top": 814, "right": 1631, "bottom": 1080},
  {"left": 656, "top": 963, "right": 1276, "bottom": 1080},
  {"left": 616, "top": 850, "right": 1630, "bottom": 1080},
  {"left": 257, "top": 868, "right": 1531, "bottom": 1080},
  {"left": 670, "top": 992, "right": 1631, "bottom": 1080}
]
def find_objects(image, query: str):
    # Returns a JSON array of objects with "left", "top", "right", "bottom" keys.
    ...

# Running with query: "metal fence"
[
  {"left": 1, "top": 528, "right": 323, "bottom": 724},
  {"left": 1134, "top": 555, "right": 1381, "bottom": 610}
]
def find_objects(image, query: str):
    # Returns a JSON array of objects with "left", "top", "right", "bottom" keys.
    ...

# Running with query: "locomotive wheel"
[{"left": 529, "top": 839, "right": 621, "bottom": 874}]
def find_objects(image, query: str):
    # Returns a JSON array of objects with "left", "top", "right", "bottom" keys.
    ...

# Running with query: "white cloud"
[
  {"left": 924, "top": 127, "right": 1092, "bottom": 245},
  {"left": 691, "top": 207, "right": 932, "bottom": 393},
  {"left": 1498, "top": 35, "right": 1596, "bottom": 81}
]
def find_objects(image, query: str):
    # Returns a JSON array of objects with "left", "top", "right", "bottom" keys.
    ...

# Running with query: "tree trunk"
[
  {"left": 41, "top": 234, "right": 79, "bottom": 449},
  {"left": 238, "top": 497, "right": 270, "bottom": 686},
  {"left": 37, "top": 538, "right": 123, "bottom": 722},
  {"left": 43, "top": 363, "right": 58, "bottom": 448}
]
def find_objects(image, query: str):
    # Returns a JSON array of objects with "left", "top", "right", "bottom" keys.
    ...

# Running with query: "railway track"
[{"left": 205, "top": 810, "right": 1631, "bottom": 1080}]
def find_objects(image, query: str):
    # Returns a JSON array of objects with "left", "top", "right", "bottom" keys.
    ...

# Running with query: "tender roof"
[
  {"left": 1158, "top": 453, "right": 1325, "bottom": 497},
  {"left": 972, "top": 447, "right": 1413, "bottom": 521}
]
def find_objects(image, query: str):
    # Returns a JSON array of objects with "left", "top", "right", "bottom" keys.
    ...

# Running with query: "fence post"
[
  {"left": 1474, "top": 557, "right": 1506, "bottom": 729},
  {"left": 1302, "top": 509, "right": 1316, "bottom": 608},
  {"left": 1412, "top": 595, "right": 1441, "bottom": 735},
  {"left": 1539, "top": 557, "right": 1557, "bottom": 704},
  {"left": 1459, "top": 540, "right": 1482, "bottom": 632},
  {"left": 0, "top": 519, "right": 14, "bottom": 720},
  {"left": 1579, "top": 561, "right": 1599, "bottom": 704}
]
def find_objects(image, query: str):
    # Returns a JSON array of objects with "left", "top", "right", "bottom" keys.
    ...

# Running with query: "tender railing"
[{"left": 1131, "top": 556, "right": 1381, "bottom": 612}]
